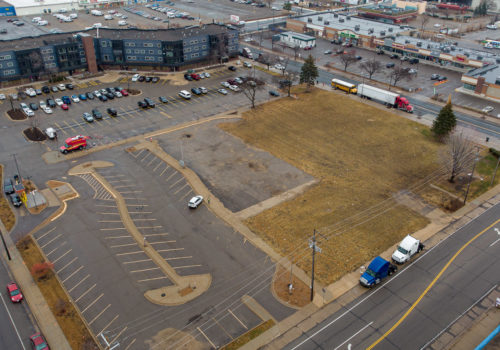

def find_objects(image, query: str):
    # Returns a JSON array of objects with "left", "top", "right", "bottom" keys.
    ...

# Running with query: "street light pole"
[
  {"left": 463, "top": 149, "right": 480, "bottom": 205},
  {"left": 490, "top": 156, "right": 500, "bottom": 187}
]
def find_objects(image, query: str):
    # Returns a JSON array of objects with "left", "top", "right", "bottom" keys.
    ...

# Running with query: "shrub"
[
  {"left": 489, "top": 148, "right": 500, "bottom": 159},
  {"left": 30, "top": 262, "right": 54, "bottom": 281}
]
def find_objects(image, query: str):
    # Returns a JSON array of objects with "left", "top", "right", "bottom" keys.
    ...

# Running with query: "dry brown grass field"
[{"left": 220, "top": 87, "right": 443, "bottom": 285}]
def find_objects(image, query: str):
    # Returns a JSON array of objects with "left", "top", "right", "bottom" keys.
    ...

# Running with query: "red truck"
[{"left": 60, "top": 135, "right": 88, "bottom": 154}]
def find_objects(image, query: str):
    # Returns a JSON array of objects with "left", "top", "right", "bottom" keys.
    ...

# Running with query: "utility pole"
[
  {"left": 11, "top": 154, "right": 22, "bottom": 181},
  {"left": 491, "top": 156, "right": 500, "bottom": 187},
  {"left": 464, "top": 148, "right": 480, "bottom": 205},
  {"left": 309, "top": 229, "right": 322, "bottom": 302}
]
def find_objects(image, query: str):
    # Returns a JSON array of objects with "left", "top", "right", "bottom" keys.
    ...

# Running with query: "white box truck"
[
  {"left": 391, "top": 235, "right": 424, "bottom": 264},
  {"left": 91, "top": 10, "right": 103, "bottom": 16},
  {"left": 358, "top": 84, "right": 413, "bottom": 113}
]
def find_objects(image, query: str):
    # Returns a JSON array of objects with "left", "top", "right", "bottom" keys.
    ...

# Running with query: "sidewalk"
[
  {"left": 240, "top": 184, "right": 500, "bottom": 350},
  {"left": 0, "top": 220, "right": 71, "bottom": 350}
]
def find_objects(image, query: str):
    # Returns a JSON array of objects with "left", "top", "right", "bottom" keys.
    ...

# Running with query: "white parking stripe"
[
  {"left": 53, "top": 249, "right": 72, "bottom": 263},
  {"left": 122, "top": 259, "right": 152, "bottom": 264},
  {"left": 157, "top": 248, "right": 184, "bottom": 253},
  {"left": 169, "top": 177, "right": 184, "bottom": 189},
  {"left": 173, "top": 182, "right": 189, "bottom": 195},
  {"left": 130, "top": 267, "right": 161, "bottom": 273},
  {"left": 100, "top": 227, "right": 127, "bottom": 231},
  {"left": 124, "top": 338, "right": 136, "bottom": 350},
  {"left": 99, "top": 212, "right": 120, "bottom": 215},
  {"left": 104, "top": 236, "right": 133, "bottom": 239},
  {"left": 137, "top": 276, "right": 168, "bottom": 283},
  {"left": 173, "top": 264, "right": 202, "bottom": 269},
  {"left": 110, "top": 243, "right": 137, "bottom": 248},
  {"left": 89, "top": 304, "right": 111, "bottom": 326},
  {"left": 197, "top": 327, "right": 217, "bottom": 349},
  {"left": 68, "top": 274, "right": 90, "bottom": 293},
  {"left": 165, "top": 171, "right": 178, "bottom": 182},
  {"left": 153, "top": 161, "right": 163, "bottom": 172},
  {"left": 165, "top": 256, "right": 192, "bottom": 261},
  {"left": 40, "top": 233, "right": 62, "bottom": 248},
  {"left": 46, "top": 241, "right": 67, "bottom": 257},
  {"left": 62, "top": 266, "right": 84, "bottom": 283},
  {"left": 116, "top": 251, "right": 145, "bottom": 256},
  {"left": 36, "top": 227, "right": 57, "bottom": 241},
  {"left": 144, "top": 233, "right": 169, "bottom": 237},
  {"left": 132, "top": 218, "right": 157, "bottom": 221},
  {"left": 148, "top": 240, "right": 176, "bottom": 245},
  {"left": 228, "top": 309, "right": 248, "bottom": 330},
  {"left": 74, "top": 283, "right": 96, "bottom": 302},
  {"left": 81, "top": 293, "right": 104, "bottom": 313},
  {"left": 97, "top": 314, "right": 119, "bottom": 336},
  {"left": 159, "top": 165, "right": 170, "bottom": 177},
  {"left": 57, "top": 257, "right": 78, "bottom": 273}
]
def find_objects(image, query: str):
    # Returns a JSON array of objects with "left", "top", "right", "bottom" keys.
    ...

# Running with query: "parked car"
[
  {"left": 45, "top": 127, "right": 56, "bottom": 139},
  {"left": 42, "top": 86, "right": 50, "bottom": 94},
  {"left": 138, "top": 100, "right": 148, "bottom": 108},
  {"left": 229, "top": 85, "right": 240, "bottom": 92},
  {"left": 66, "top": 83, "right": 74, "bottom": 90},
  {"left": 221, "top": 81, "right": 230, "bottom": 88},
  {"left": 159, "top": 96, "right": 169, "bottom": 104},
  {"left": 391, "top": 235, "right": 424, "bottom": 264},
  {"left": 46, "top": 99, "right": 56, "bottom": 108},
  {"left": 3, "top": 178, "right": 14, "bottom": 195},
  {"left": 144, "top": 97, "right": 156, "bottom": 108},
  {"left": 79, "top": 94, "right": 87, "bottom": 101},
  {"left": 188, "top": 195, "right": 203, "bottom": 208},
  {"left": 151, "top": 77, "right": 159, "bottom": 83},
  {"left": 71, "top": 95, "right": 80, "bottom": 103},
  {"left": 99, "top": 94, "right": 108, "bottom": 102},
  {"left": 42, "top": 107, "right": 53, "bottom": 114},
  {"left": 30, "top": 333, "right": 49, "bottom": 350},
  {"left": 93, "top": 90, "right": 101, "bottom": 98},
  {"left": 386, "top": 62, "right": 395, "bottom": 68},
  {"left": 86, "top": 92, "right": 94, "bottom": 100},
  {"left": 145, "top": 76, "right": 152, "bottom": 82},
  {"left": 190, "top": 73, "right": 201, "bottom": 80},
  {"left": 228, "top": 65, "right": 237, "bottom": 71},
  {"left": 269, "top": 90, "right": 280, "bottom": 97},
  {"left": 105, "top": 92, "right": 114, "bottom": 100},
  {"left": 82, "top": 112, "right": 94, "bottom": 123},
  {"left": 482, "top": 106, "right": 494, "bottom": 114},
  {"left": 6, "top": 282, "right": 23, "bottom": 302},
  {"left": 29, "top": 102, "right": 38, "bottom": 111},
  {"left": 131, "top": 73, "right": 140, "bottom": 82},
  {"left": 179, "top": 90, "right": 191, "bottom": 99},
  {"left": 409, "top": 58, "right": 419, "bottom": 64},
  {"left": 138, "top": 75, "right": 145, "bottom": 82},
  {"left": 218, "top": 88, "right": 228, "bottom": 95},
  {"left": 51, "top": 86, "right": 59, "bottom": 92},
  {"left": 390, "top": 53, "right": 399, "bottom": 59},
  {"left": 324, "top": 50, "right": 332, "bottom": 55},
  {"left": 57, "top": 83, "right": 66, "bottom": 91},
  {"left": 107, "top": 107, "right": 117, "bottom": 116},
  {"left": 61, "top": 103, "right": 69, "bottom": 110},
  {"left": 120, "top": 89, "right": 129, "bottom": 96},
  {"left": 92, "top": 108, "right": 102, "bottom": 119},
  {"left": 191, "top": 87, "right": 202, "bottom": 95},
  {"left": 199, "top": 87, "right": 208, "bottom": 94},
  {"left": 22, "top": 108, "right": 34, "bottom": 117},
  {"left": 437, "top": 76, "right": 447, "bottom": 81},
  {"left": 430, "top": 74, "right": 440, "bottom": 80}
]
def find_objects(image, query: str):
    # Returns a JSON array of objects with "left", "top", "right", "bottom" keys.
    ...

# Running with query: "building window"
[
  {"left": 101, "top": 41, "right": 107, "bottom": 47},
  {"left": 201, "top": 38, "right": 207, "bottom": 43},
  {"left": 201, "top": 45, "right": 207, "bottom": 49},
  {"left": 144, "top": 43, "right": 153, "bottom": 47},
  {"left": 103, "top": 54, "right": 111, "bottom": 61},
  {"left": 463, "top": 83, "right": 475, "bottom": 91},
  {"left": 201, "top": 51, "right": 208, "bottom": 56},
  {"left": 158, "top": 50, "right": 162, "bottom": 54},
  {"left": 7, "top": 62, "right": 13, "bottom": 67},
  {"left": 158, "top": 57, "right": 163, "bottom": 61},
  {"left": 192, "top": 53, "right": 199, "bottom": 58},
  {"left": 145, "top": 56, "right": 154, "bottom": 61},
  {"left": 184, "top": 47, "right": 191, "bottom": 53},
  {"left": 126, "top": 49, "right": 131, "bottom": 54},
  {"left": 0, "top": 55, "right": 11, "bottom": 60},
  {"left": 157, "top": 43, "right": 161, "bottom": 48},
  {"left": 41, "top": 49, "right": 53, "bottom": 54},
  {"left": 126, "top": 42, "right": 135, "bottom": 47},
  {"left": 79, "top": 44, "right": 83, "bottom": 48},
  {"left": 190, "top": 39, "right": 198, "bottom": 44},
  {"left": 127, "top": 56, "right": 137, "bottom": 60},
  {"left": 81, "top": 57, "right": 86, "bottom": 63},
  {"left": 48, "top": 56, "right": 54, "bottom": 60},
  {"left": 149, "top": 50, "right": 154, "bottom": 54}
]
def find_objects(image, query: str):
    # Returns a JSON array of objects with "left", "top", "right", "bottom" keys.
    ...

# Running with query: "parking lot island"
[{"left": 68, "top": 160, "right": 212, "bottom": 306}]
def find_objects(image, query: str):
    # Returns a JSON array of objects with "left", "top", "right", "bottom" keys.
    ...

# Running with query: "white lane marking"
[
  {"left": 36, "top": 227, "right": 57, "bottom": 241},
  {"left": 137, "top": 276, "right": 168, "bottom": 283},
  {"left": 228, "top": 309, "right": 248, "bottom": 330},
  {"left": 197, "top": 326, "right": 217, "bottom": 349},
  {"left": 81, "top": 293, "right": 104, "bottom": 313},
  {"left": 97, "top": 314, "right": 119, "bottom": 336},
  {"left": 333, "top": 322, "right": 373, "bottom": 350},
  {"left": 490, "top": 228, "right": 500, "bottom": 247},
  {"left": 57, "top": 257, "right": 78, "bottom": 274},
  {"left": 53, "top": 249, "right": 72, "bottom": 263},
  {"left": 75, "top": 284, "right": 97, "bottom": 303},
  {"left": 130, "top": 267, "right": 161, "bottom": 273},
  {"left": 62, "top": 266, "right": 84, "bottom": 283},
  {"left": 89, "top": 304, "right": 111, "bottom": 325},
  {"left": 68, "top": 275, "right": 91, "bottom": 293},
  {"left": 420, "top": 284, "right": 498, "bottom": 349},
  {"left": 0, "top": 293, "right": 26, "bottom": 350}
]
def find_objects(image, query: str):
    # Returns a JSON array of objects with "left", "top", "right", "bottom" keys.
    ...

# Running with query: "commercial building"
[
  {"left": 3, "top": 0, "right": 124, "bottom": 16},
  {"left": 0, "top": 1, "right": 15, "bottom": 16},
  {"left": 460, "top": 65, "right": 500, "bottom": 102},
  {"left": 357, "top": 2, "right": 419, "bottom": 24},
  {"left": 0, "top": 24, "right": 239, "bottom": 81},
  {"left": 279, "top": 31, "right": 316, "bottom": 48}
]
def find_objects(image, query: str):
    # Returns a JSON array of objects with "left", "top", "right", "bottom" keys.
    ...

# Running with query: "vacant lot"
[{"left": 220, "top": 88, "right": 442, "bottom": 284}]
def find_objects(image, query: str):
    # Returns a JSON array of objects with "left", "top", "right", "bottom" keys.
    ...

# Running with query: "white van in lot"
[
  {"left": 32, "top": 17, "right": 41, "bottom": 22},
  {"left": 69, "top": 13, "right": 78, "bottom": 19},
  {"left": 118, "top": 20, "right": 127, "bottom": 26},
  {"left": 37, "top": 20, "right": 48, "bottom": 26},
  {"left": 179, "top": 90, "right": 191, "bottom": 99},
  {"left": 104, "top": 15, "right": 113, "bottom": 20},
  {"left": 93, "top": 23, "right": 102, "bottom": 28}
]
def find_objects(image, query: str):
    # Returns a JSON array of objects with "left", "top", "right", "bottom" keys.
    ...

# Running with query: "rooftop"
[
  {"left": 5, "top": 0, "right": 76, "bottom": 8},
  {"left": 280, "top": 31, "right": 315, "bottom": 41},
  {"left": 394, "top": 35, "right": 500, "bottom": 64},
  {"left": 294, "top": 13, "right": 407, "bottom": 38},
  {"left": 466, "top": 64, "right": 500, "bottom": 84},
  {"left": 0, "top": 24, "right": 236, "bottom": 51}
]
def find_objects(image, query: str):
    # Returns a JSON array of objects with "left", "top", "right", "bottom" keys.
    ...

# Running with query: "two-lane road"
[{"left": 286, "top": 202, "right": 500, "bottom": 350}]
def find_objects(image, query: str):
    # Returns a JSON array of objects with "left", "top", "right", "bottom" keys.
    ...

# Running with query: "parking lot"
[
  {"left": 30, "top": 140, "right": 296, "bottom": 349},
  {"left": 1, "top": 66, "right": 279, "bottom": 153}
]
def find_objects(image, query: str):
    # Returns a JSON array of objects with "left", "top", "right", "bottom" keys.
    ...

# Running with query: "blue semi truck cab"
[{"left": 359, "top": 256, "right": 397, "bottom": 288}]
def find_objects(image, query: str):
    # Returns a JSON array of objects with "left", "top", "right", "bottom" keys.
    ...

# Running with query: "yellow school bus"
[{"left": 331, "top": 78, "right": 357, "bottom": 94}]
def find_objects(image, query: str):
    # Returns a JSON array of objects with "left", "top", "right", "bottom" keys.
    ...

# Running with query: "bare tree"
[
  {"left": 240, "top": 77, "right": 266, "bottom": 108},
  {"left": 292, "top": 45, "right": 301, "bottom": 60},
  {"left": 273, "top": 70, "right": 297, "bottom": 97},
  {"left": 389, "top": 66, "right": 412, "bottom": 86},
  {"left": 258, "top": 53, "right": 273, "bottom": 70},
  {"left": 419, "top": 15, "right": 430, "bottom": 38},
  {"left": 266, "top": 0, "right": 273, "bottom": 7},
  {"left": 338, "top": 50, "right": 358, "bottom": 71},
  {"left": 439, "top": 133, "right": 477, "bottom": 183},
  {"left": 359, "top": 59, "right": 382, "bottom": 79}
]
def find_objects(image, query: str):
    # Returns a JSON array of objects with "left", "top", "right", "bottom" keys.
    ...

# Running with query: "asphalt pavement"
[
  {"left": 284, "top": 201, "right": 500, "bottom": 350},
  {"left": 0, "top": 253, "right": 37, "bottom": 349}
]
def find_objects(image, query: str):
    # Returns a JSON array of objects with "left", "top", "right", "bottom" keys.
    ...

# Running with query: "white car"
[
  {"left": 221, "top": 81, "right": 230, "bottom": 88},
  {"left": 229, "top": 85, "right": 240, "bottom": 92},
  {"left": 93, "top": 90, "right": 101, "bottom": 97},
  {"left": 45, "top": 127, "right": 56, "bottom": 139},
  {"left": 55, "top": 98, "right": 63, "bottom": 106},
  {"left": 43, "top": 107, "right": 53, "bottom": 114},
  {"left": 22, "top": 108, "right": 34, "bottom": 117},
  {"left": 408, "top": 68, "right": 418, "bottom": 74},
  {"left": 486, "top": 24, "right": 498, "bottom": 30},
  {"left": 274, "top": 64, "right": 285, "bottom": 70},
  {"left": 25, "top": 89, "right": 36, "bottom": 97},
  {"left": 104, "top": 15, "right": 113, "bottom": 20},
  {"left": 218, "top": 88, "right": 228, "bottom": 95},
  {"left": 37, "top": 20, "right": 48, "bottom": 26},
  {"left": 131, "top": 74, "right": 140, "bottom": 82},
  {"left": 71, "top": 95, "right": 80, "bottom": 102},
  {"left": 69, "top": 13, "right": 78, "bottom": 19},
  {"left": 32, "top": 17, "right": 42, "bottom": 23},
  {"left": 57, "top": 83, "right": 66, "bottom": 91},
  {"left": 244, "top": 37, "right": 253, "bottom": 42},
  {"left": 39, "top": 101, "right": 47, "bottom": 109},
  {"left": 114, "top": 91, "right": 122, "bottom": 98},
  {"left": 179, "top": 90, "right": 192, "bottom": 99},
  {"left": 243, "top": 61, "right": 252, "bottom": 68},
  {"left": 188, "top": 195, "right": 203, "bottom": 208},
  {"left": 0, "top": 94, "right": 5, "bottom": 100},
  {"left": 482, "top": 106, "right": 494, "bottom": 114},
  {"left": 118, "top": 20, "right": 127, "bottom": 26},
  {"left": 204, "top": 72, "right": 211, "bottom": 78},
  {"left": 200, "top": 87, "right": 208, "bottom": 94},
  {"left": 20, "top": 102, "right": 28, "bottom": 109},
  {"left": 234, "top": 77, "right": 243, "bottom": 84}
]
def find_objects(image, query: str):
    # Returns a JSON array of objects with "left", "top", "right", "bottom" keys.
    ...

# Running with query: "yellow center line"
[{"left": 367, "top": 218, "right": 500, "bottom": 350}]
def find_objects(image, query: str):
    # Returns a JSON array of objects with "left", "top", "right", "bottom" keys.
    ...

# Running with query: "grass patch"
[
  {"left": 17, "top": 236, "right": 96, "bottom": 350},
  {"left": 221, "top": 319, "right": 275, "bottom": 350},
  {"left": 0, "top": 164, "right": 16, "bottom": 231},
  {"left": 220, "top": 87, "right": 442, "bottom": 285},
  {"left": 254, "top": 65, "right": 282, "bottom": 77}
]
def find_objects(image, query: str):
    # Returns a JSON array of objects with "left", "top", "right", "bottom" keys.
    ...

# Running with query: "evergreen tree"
[
  {"left": 299, "top": 54, "right": 318, "bottom": 91},
  {"left": 431, "top": 102, "right": 456, "bottom": 140}
]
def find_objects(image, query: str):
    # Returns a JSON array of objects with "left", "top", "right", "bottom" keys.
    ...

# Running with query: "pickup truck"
[
  {"left": 360, "top": 256, "right": 397, "bottom": 288},
  {"left": 391, "top": 235, "right": 424, "bottom": 264}
]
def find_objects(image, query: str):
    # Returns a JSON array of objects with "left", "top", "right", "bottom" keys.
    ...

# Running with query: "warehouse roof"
[{"left": 4, "top": 0, "right": 74, "bottom": 7}]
